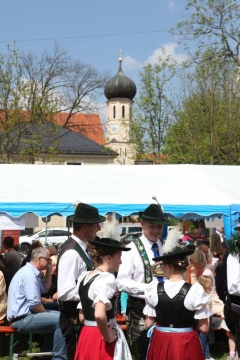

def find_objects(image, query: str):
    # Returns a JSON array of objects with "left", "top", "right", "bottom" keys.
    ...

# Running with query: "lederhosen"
[
  {"left": 79, "top": 274, "right": 115, "bottom": 322},
  {"left": 57, "top": 237, "right": 93, "bottom": 360},
  {"left": 223, "top": 251, "right": 240, "bottom": 354},
  {"left": 126, "top": 238, "right": 156, "bottom": 360}
]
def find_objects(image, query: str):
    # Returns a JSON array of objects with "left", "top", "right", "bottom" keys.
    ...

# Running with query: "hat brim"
[
  {"left": 139, "top": 212, "right": 169, "bottom": 225},
  {"left": 153, "top": 249, "right": 194, "bottom": 262},
  {"left": 68, "top": 214, "right": 106, "bottom": 224},
  {"left": 88, "top": 240, "right": 130, "bottom": 251}
]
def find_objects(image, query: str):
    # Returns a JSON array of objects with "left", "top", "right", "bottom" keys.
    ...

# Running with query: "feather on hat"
[{"left": 153, "top": 223, "right": 194, "bottom": 262}]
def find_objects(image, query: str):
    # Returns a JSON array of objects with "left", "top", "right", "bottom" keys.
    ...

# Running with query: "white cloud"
[
  {"left": 145, "top": 43, "right": 188, "bottom": 65},
  {"left": 97, "top": 102, "right": 107, "bottom": 128},
  {"left": 168, "top": 1, "right": 174, "bottom": 9},
  {"left": 122, "top": 42, "right": 187, "bottom": 73},
  {"left": 122, "top": 55, "right": 142, "bottom": 72}
]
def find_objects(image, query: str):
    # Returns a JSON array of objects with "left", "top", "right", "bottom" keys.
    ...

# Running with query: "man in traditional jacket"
[
  {"left": 117, "top": 202, "right": 169, "bottom": 360},
  {"left": 57, "top": 203, "right": 106, "bottom": 360}
]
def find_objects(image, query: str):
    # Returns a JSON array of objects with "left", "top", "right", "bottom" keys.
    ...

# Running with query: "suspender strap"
[
  {"left": 75, "top": 242, "right": 94, "bottom": 270},
  {"left": 157, "top": 281, "right": 192, "bottom": 295},
  {"left": 133, "top": 238, "right": 152, "bottom": 284}
]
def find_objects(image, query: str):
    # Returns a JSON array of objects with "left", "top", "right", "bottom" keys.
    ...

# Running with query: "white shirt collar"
[{"left": 71, "top": 234, "right": 88, "bottom": 251}]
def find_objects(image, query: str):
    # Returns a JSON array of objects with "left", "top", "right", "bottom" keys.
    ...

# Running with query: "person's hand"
[
  {"left": 186, "top": 264, "right": 197, "bottom": 283},
  {"left": 121, "top": 310, "right": 126, "bottom": 318},
  {"left": 46, "top": 259, "right": 53, "bottom": 272},
  {"left": 115, "top": 290, "right": 120, "bottom": 298},
  {"left": 103, "top": 325, "right": 118, "bottom": 343},
  {"left": 189, "top": 264, "right": 197, "bottom": 275},
  {"left": 52, "top": 292, "right": 58, "bottom": 301}
]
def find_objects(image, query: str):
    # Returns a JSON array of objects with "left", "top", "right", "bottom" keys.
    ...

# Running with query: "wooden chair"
[{"left": 116, "top": 313, "right": 127, "bottom": 331}]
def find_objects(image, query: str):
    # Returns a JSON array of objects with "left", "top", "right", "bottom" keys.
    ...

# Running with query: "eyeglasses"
[{"left": 40, "top": 256, "right": 52, "bottom": 263}]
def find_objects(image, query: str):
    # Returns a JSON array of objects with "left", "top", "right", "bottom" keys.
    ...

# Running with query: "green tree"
[
  {"left": 0, "top": 45, "right": 30, "bottom": 163},
  {"left": 162, "top": 52, "right": 240, "bottom": 164},
  {"left": 0, "top": 44, "right": 110, "bottom": 163},
  {"left": 172, "top": 0, "right": 240, "bottom": 66},
  {"left": 130, "top": 51, "right": 177, "bottom": 164}
]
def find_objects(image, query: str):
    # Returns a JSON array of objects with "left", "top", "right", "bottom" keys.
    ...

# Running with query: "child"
[{"left": 198, "top": 275, "right": 214, "bottom": 360}]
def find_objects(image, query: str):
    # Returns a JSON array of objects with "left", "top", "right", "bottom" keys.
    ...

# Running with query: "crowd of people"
[{"left": 0, "top": 202, "right": 240, "bottom": 360}]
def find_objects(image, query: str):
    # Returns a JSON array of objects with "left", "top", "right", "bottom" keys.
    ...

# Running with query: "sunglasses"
[{"left": 40, "top": 256, "right": 52, "bottom": 263}]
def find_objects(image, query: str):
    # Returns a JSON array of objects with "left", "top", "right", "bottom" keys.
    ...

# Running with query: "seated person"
[
  {"left": 41, "top": 255, "right": 59, "bottom": 310},
  {"left": 0, "top": 270, "right": 7, "bottom": 324},
  {"left": 7, "top": 247, "right": 66, "bottom": 360},
  {"left": 21, "top": 240, "right": 43, "bottom": 267}
]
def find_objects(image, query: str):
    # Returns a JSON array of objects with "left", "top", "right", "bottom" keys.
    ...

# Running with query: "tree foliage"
[
  {"left": 130, "top": 52, "right": 176, "bottom": 164},
  {"left": 0, "top": 44, "right": 109, "bottom": 163},
  {"left": 162, "top": 52, "right": 240, "bottom": 164},
  {"left": 172, "top": 0, "right": 240, "bottom": 66}
]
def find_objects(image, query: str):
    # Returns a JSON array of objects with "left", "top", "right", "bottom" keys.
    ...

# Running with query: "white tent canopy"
[{"left": 1, "top": 164, "right": 240, "bottom": 239}]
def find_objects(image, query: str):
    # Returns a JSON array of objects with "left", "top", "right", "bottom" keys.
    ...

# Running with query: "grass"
[
  {"left": 0, "top": 330, "right": 230, "bottom": 360},
  {"left": 210, "top": 330, "right": 229, "bottom": 360},
  {"left": 0, "top": 332, "right": 46, "bottom": 360}
]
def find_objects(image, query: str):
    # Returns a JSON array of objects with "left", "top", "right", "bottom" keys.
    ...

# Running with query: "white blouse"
[
  {"left": 76, "top": 271, "right": 116, "bottom": 311},
  {"left": 143, "top": 279, "right": 210, "bottom": 319}
]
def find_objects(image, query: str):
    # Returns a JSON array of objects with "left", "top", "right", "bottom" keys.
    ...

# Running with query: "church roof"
[
  {"left": 8, "top": 122, "right": 115, "bottom": 157},
  {"left": 55, "top": 112, "right": 105, "bottom": 145},
  {"left": 104, "top": 58, "right": 136, "bottom": 100}
]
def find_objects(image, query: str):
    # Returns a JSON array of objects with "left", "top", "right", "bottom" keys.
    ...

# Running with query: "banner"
[{"left": 0, "top": 214, "right": 25, "bottom": 230}]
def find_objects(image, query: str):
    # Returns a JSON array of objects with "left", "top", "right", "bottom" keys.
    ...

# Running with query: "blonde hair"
[
  {"left": 198, "top": 275, "right": 213, "bottom": 293},
  {"left": 190, "top": 249, "right": 207, "bottom": 268},
  {"left": 50, "top": 255, "right": 58, "bottom": 266}
]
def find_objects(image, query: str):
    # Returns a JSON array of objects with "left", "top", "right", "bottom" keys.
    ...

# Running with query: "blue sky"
[{"left": 0, "top": 0, "right": 188, "bottom": 121}]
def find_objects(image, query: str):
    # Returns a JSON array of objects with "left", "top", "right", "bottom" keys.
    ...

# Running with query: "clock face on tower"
[{"left": 109, "top": 124, "right": 118, "bottom": 135}]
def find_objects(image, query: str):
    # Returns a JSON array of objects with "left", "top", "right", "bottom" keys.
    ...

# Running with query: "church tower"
[{"left": 104, "top": 53, "right": 137, "bottom": 165}]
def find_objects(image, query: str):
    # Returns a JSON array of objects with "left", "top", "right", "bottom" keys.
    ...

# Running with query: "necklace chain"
[
  {"left": 170, "top": 276, "right": 182, "bottom": 279},
  {"left": 95, "top": 267, "right": 104, "bottom": 272}
]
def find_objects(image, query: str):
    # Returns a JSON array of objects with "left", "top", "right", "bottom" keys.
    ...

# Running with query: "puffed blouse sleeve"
[
  {"left": 143, "top": 281, "right": 158, "bottom": 317},
  {"left": 90, "top": 272, "right": 117, "bottom": 311},
  {"left": 184, "top": 282, "right": 211, "bottom": 319}
]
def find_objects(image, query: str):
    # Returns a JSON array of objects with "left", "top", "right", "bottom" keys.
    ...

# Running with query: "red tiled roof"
[{"left": 55, "top": 112, "right": 106, "bottom": 145}]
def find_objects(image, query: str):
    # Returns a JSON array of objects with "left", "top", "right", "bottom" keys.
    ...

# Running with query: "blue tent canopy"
[{"left": 0, "top": 164, "right": 239, "bottom": 239}]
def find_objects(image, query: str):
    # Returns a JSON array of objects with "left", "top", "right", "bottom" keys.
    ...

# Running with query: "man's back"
[
  {"left": 210, "top": 232, "right": 221, "bottom": 255},
  {"left": 5, "top": 249, "right": 21, "bottom": 278}
]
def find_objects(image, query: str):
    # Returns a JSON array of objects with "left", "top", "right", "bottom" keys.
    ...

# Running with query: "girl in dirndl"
[
  {"left": 143, "top": 228, "right": 210, "bottom": 360},
  {"left": 74, "top": 237, "right": 132, "bottom": 360}
]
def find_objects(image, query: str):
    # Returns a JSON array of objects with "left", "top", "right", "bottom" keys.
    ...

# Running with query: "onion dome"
[{"left": 104, "top": 55, "right": 137, "bottom": 100}]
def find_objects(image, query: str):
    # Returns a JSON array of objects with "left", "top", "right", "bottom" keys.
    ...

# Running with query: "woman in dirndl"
[
  {"left": 143, "top": 228, "right": 210, "bottom": 360},
  {"left": 74, "top": 237, "right": 132, "bottom": 360}
]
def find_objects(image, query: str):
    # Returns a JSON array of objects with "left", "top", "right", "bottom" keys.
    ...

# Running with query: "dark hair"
[
  {"left": 164, "top": 257, "right": 189, "bottom": 274},
  {"left": 73, "top": 222, "right": 85, "bottom": 231},
  {"left": 89, "top": 246, "right": 121, "bottom": 265},
  {"left": 28, "top": 240, "right": 43, "bottom": 256},
  {"left": 3, "top": 236, "right": 14, "bottom": 248}
]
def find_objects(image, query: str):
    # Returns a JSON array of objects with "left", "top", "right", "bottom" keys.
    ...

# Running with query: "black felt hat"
[
  {"left": 153, "top": 246, "right": 194, "bottom": 262},
  {"left": 88, "top": 237, "right": 130, "bottom": 251},
  {"left": 139, "top": 204, "right": 169, "bottom": 225},
  {"left": 68, "top": 203, "right": 106, "bottom": 224}
]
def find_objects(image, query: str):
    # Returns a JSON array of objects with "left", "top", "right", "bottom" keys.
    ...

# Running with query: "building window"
[
  {"left": 113, "top": 106, "right": 116, "bottom": 119},
  {"left": 122, "top": 106, "right": 125, "bottom": 118}
]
